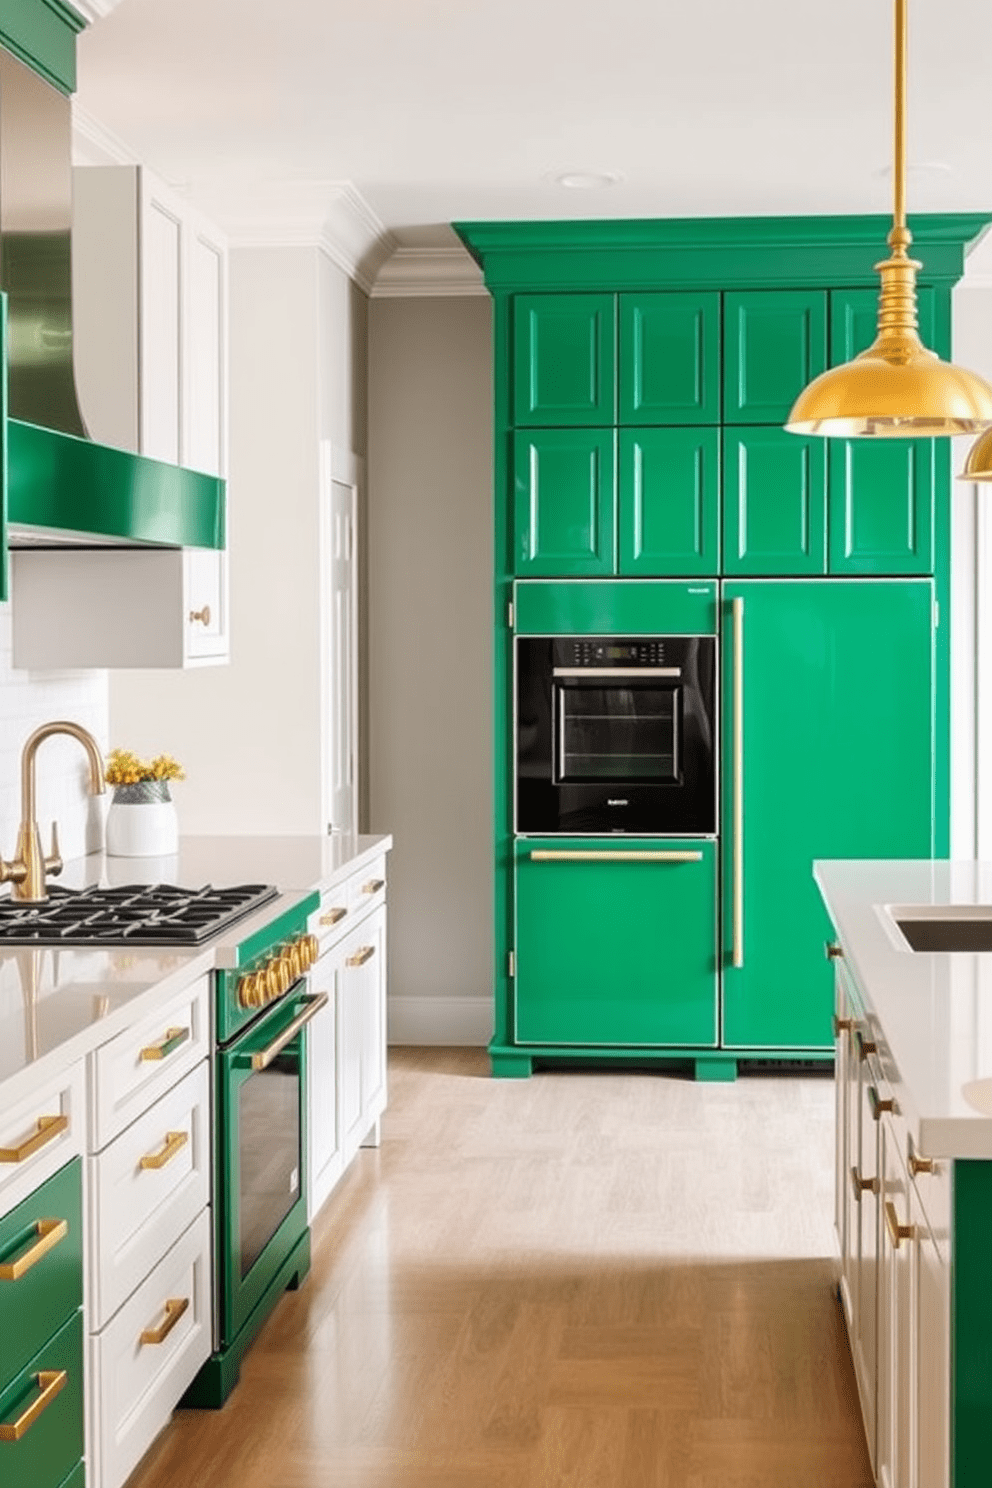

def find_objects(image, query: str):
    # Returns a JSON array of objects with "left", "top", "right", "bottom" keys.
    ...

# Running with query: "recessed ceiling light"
[{"left": 551, "top": 171, "right": 623, "bottom": 190}]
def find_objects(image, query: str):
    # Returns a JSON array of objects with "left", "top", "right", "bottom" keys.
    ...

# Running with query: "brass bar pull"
[
  {"left": 0, "top": 1219, "right": 68, "bottom": 1282},
  {"left": 529, "top": 850, "right": 703, "bottom": 863},
  {"left": 832, "top": 1014, "right": 854, "bottom": 1038},
  {"left": 140, "top": 1296, "right": 189, "bottom": 1346},
  {"left": 825, "top": 941, "right": 844, "bottom": 960},
  {"left": 361, "top": 878, "right": 385, "bottom": 894},
  {"left": 850, "top": 1165, "right": 878, "bottom": 1200},
  {"left": 347, "top": 945, "right": 376, "bottom": 967},
  {"left": 140, "top": 1026, "right": 190, "bottom": 1062},
  {"left": 139, "top": 1130, "right": 189, "bottom": 1172},
  {"left": 0, "top": 1114, "right": 68, "bottom": 1164},
  {"left": 908, "top": 1142, "right": 935, "bottom": 1178},
  {"left": 552, "top": 666, "right": 682, "bottom": 679},
  {"left": 250, "top": 992, "right": 329, "bottom": 1072},
  {"left": 319, "top": 907, "right": 347, "bottom": 926},
  {"left": 868, "top": 1086, "right": 895, "bottom": 1122},
  {"left": 856, "top": 1030, "right": 879, "bottom": 1062},
  {"left": 885, "top": 1201, "right": 914, "bottom": 1250},
  {"left": 732, "top": 596, "right": 744, "bottom": 969},
  {"left": 0, "top": 1370, "right": 67, "bottom": 1441}
]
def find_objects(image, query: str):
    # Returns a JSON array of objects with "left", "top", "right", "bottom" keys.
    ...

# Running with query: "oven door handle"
[
  {"left": 551, "top": 667, "right": 681, "bottom": 678},
  {"left": 250, "top": 992, "right": 329, "bottom": 1072},
  {"left": 530, "top": 850, "right": 703, "bottom": 863}
]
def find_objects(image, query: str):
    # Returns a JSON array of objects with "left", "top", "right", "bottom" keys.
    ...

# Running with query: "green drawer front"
[
  {"left": 0, "top": 1159, "right": 82, "bottom": 1388},
  {"left": 0, "top": 1309, "right": 84, "bottom": 1488},
  {"left": 514, "top": 580, "right": 718, "bottom": 635},
  {"left": 57, "top": 1459, "right": 85, "bottom": 1488}
]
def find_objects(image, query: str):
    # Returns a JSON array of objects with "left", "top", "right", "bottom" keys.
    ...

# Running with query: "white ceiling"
[{"left": 73, "top": 0, "right": 992, "bottom": 280}]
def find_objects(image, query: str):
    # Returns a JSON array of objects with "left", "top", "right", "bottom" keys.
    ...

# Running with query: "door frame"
[{"left": 319, "top": 442, "right": 362, "bottom": 837}]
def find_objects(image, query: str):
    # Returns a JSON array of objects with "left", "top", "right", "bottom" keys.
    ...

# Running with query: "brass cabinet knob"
[
  {"left": 832, "top": 1014, "right": 854, "bottom": 1037},
  {"left": 189, "top": 605, "right": 211, "bottom": 627},
  {"left": 825, "top": 941, "right": 844, "bottom": 960}
]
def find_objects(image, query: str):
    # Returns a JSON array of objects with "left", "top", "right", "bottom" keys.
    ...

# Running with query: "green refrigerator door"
[
  {"left": 514, "top": 838, "right": 718, "bottom": 1047},
  {"left": 721, "top": 580, "right": 935, "bottom": 1050}
]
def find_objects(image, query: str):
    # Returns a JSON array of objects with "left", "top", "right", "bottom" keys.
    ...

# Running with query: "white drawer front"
[
  {"left": 91, "top": 1208, "right": 211, "bottom": 1488},
  {"left": 348, "top": 856, "right": 387, "bottom": 916},
  {"left": 0, "top": 1062, "right": 85, "bottom": 1217},
  {"left": 90, "top": 1060, "right": 210, "bottom": 1328},
  {"left": 90, "top": 975, "right": 210, "bottom": 1150}
]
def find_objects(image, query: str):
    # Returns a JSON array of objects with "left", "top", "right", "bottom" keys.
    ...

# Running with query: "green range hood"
[{"left": 0, "top": 43, "right": 224, "bottom": 590}]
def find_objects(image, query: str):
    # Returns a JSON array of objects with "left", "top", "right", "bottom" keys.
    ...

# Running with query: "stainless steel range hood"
[{"left": 0, "top": 47, "right": 223, "bottom": 552}]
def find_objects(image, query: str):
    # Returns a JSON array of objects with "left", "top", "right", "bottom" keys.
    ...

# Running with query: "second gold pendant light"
[{"left": 786, "top": 0, "right": 992, "bottom": 439}]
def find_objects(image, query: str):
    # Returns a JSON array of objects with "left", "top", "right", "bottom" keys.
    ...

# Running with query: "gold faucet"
[{"left": 0, "top": 722, "right": 106, "bottom": 902}]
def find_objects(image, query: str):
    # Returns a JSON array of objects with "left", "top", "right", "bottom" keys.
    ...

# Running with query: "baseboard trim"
[{"left": 387, "top": 996, "right": 492, "bottom": 1047}]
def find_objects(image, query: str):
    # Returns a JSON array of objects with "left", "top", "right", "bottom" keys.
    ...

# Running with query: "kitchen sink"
[{"left": 893, "top": 908, "right": 992, "bottom": 953}]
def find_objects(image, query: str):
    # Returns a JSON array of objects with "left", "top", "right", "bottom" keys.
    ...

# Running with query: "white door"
[{"left": 322, "top": 450, "right": 359, "bottom": 835}]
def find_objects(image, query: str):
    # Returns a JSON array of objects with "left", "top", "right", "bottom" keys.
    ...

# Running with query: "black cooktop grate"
[{"left": 0, "top": 882, "right": 279, "bottom": 946}]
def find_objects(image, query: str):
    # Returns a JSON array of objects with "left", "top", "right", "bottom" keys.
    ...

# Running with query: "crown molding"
[
  {"left": 201, "top": 180, "right": 395, "bottom": 294},
  {"left": 371, "top": 246, "right": 486, "bottom": 298},
  {"left": 71, "top": 101, "right": 137, "bottom": 166},
  {"left": 70, "top": 0, "right": 127, "bottom": 20}
]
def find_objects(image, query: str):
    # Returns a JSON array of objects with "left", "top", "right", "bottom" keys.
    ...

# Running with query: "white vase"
[{"left": 105, "top": 781, "right": 179, "bottom": 857}]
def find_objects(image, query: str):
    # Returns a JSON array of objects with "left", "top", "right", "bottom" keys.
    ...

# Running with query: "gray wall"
[{"left": 368, "top": 296, "right": 494, "bottom": 1044}]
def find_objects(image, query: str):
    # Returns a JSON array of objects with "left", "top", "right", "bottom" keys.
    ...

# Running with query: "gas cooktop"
[{"left": 0, "top": 882, "right": 279, "bottom": 947}]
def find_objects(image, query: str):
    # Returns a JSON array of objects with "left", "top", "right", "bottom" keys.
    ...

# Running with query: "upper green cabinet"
[
  {"left": 619, "top": 427, "right": 719, "bottom": 575},
  {"left": 619, "top": 293, "right": 720, "bottom": 423},
  {"left": 828, "top": 437, "right": 934, "bottom": 575},
  {"left": 512, "top": 295, "right": 615, "bottom": 426},
  {"left": 0, "top": 1, "right": 86, "bottom": 96},
  {"left": 513, "top": 429, "right": 615, "bottom": 575},
  {"left": 723, "top": 427, "right": 827, "bottom": 576},
  {"left": 724, "top": 290, "right": 828, "bottom": 423}
]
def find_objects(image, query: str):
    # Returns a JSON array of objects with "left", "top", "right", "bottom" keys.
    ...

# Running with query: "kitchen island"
[
  {"left": 816, "top": 859, "right": 992, "bottom": 1488},
  {"left": 0, "top": 832, "right": 390, "bottom": 1488}
]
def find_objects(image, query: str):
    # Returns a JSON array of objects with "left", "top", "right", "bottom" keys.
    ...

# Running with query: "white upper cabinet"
[{"left": 65, "top": 164, "right": 229, "bottom": 667}]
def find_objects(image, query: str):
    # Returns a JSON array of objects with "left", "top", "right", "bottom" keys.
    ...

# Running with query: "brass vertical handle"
[{"left": 732, "top": 596, "right": 744, "bottom": 969}]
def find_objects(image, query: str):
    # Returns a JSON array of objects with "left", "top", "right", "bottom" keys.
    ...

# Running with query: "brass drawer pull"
[
  {"left": 188, "top": 605, "right": 211, "bottom": 626},
  {"left": 139, "top": 1130, "right": 189, "bottom": 1171},
  {"left": 529, "top": 850, "right": 703, "bottom": 863},
  {"left": 832, "top": 1014, "right": 854, "bottom": 1037},
  {"left": 346, "top": 945, "right": 376, "bottom": 968},
  {"left": 0, "top": 1370, "right": 67, "bottom": 1441},
  {"left": 140, "top": 1026, "right": 190, "bottom": 1062},
  {"left": 856, "top": 1030, "right": 878, "bottom": 1062},
  {"left": 908, "top": 1141, "right": 935, "bottom": 1178},
  {"left": 320, "top": 906, "right": 347, "bottom": 926},
  {"left": 868, "top": 1086, "right": 895, "bottom": 1121},
  {"left": 361, "top": 878, "right": 386, "bottom": 894},
  {"left": 0, "top": 1219, "right": 68, "bottom": 1282},
  {"left": 884, "top": 1201, "right": 915, "bottom": 1250},
  {"left": 140, "top": 1296, "right": 189, "bottom": 1346},
  {"left": 850, "top": 1164, "right": 878, "bottom": 1200},
  {"left": 0, "top": 1114, "right": 68, "bottom": 1164},
  {"left": 825, "top": 941, "right": 844, "bottom": 960}
]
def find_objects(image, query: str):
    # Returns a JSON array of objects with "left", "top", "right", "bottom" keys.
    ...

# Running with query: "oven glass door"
[
  {"left": 219, "top": 986, "right": 311, "bottom": 1345},
  {"left": 554, "top": 679, "right": 680, "bottom": 784}
]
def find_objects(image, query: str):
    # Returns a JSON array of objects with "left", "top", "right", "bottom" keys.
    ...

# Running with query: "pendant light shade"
[
  {"left": 786, "top": 0, "right": 992, "bottom": 440},
  {"left": 961, "top": 426, "right": 992, "bottom": 481}
]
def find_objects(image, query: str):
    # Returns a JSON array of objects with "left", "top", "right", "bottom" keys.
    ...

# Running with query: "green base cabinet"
[
  {"left": 514, "top": 838, "right": 717, "bottom": 1047},
  {"left": 722, "top": 580, "right": 935, "bottom": 1050},
  {"left": 0, "top": 1310, "right": 84, "bottom": 1488}
]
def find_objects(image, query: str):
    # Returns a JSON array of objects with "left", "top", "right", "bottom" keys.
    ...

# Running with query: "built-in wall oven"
[{"left": 516, "top": 634, "right": 716, "bottom": 835}]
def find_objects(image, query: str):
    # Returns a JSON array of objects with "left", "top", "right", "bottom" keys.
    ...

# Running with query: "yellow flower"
[{"left": 106, "top": 747, "right": 185, "bottom": 786}]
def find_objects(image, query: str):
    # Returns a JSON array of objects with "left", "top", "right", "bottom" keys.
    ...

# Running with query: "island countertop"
[
  {"left": 815, "top": 858, "right": 992, "bottom": 1159},
  {"left": 0, "top": 831, "right": 392, "bottom": 1107}
]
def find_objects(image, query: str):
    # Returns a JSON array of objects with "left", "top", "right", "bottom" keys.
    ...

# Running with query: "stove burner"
[{"left": 0, "top": 882, "right": 279, "bottom": 946}]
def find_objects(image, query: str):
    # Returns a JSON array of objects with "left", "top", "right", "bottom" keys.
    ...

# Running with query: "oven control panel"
[
  {"left": 237, "top": 932, "right": 320, "bottom": 1009},
  {"left": 565, "top": 639, "right": 666, "bottom": 666}
]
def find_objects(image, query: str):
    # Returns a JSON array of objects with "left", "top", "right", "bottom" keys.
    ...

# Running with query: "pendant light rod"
[{"left": 893, "top": 0, "right": 906, "bottom": 231}]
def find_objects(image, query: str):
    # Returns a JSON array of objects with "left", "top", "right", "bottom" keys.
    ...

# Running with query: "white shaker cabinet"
[{"left": 61, "top": 164, "right": 229, "bottom": 667}]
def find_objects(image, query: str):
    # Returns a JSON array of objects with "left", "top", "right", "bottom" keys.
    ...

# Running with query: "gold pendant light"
[
  {"left": 786, "top": 0, "right": 992, "bottom": 439},
  {"left": 962, "top": 426, "right": 992, "bottom": 481}
]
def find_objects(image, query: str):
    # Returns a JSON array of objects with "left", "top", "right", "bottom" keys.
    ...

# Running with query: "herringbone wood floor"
[{"left": 126, "top": 1048, "right": 872, "bottom": 1488}]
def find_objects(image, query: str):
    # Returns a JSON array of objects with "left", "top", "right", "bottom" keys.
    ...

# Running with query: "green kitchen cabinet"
[
  {"left": 618, "top": 427, "right": 719, "bottom": 575},
  {"left": 512, "top": 294, "right": 615, "bottom": 426},
  {"left": 827, "top": 286, "right": 940, "bottom": 576},
  {"left": 723, "top": 426, "right": 827, "bottom": 575},
  {"left": 0, "top": 1158, "right": 82, "bottom": 1390},
  {"left": 513, "top": 428, "right": 616, "bottom": 575},
  {"left": 721, "top": 579, "right": 935, "bottom": 1051},
  {"left": 514, "top": 839, "right": 718, "bottom": 1048},
  {"left": 618, "top": 292, "right": 720, "bottom": 424},
  {"left": 0, "top": 1309, "right": 84, "bottom": 1488},
  {"left": 723, "top": 289, "right": 827, "bottom": 423}
]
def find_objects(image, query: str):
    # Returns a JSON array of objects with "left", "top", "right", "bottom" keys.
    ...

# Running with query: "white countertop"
[
  {"left": 815, "top": 858, "right": 992, "bottom": 1159},
  {"left": 0, "top": 832, "right": 391, "bottom": 1108}
]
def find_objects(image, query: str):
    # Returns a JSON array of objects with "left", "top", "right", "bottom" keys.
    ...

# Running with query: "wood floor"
[{"left": 128, "top": 1049, "right": 872, "bottom": 1488}]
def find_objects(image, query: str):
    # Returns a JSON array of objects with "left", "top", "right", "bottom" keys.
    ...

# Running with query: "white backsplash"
[{"left": 0, "top": 603, "right": 109, "bottom": 862}]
